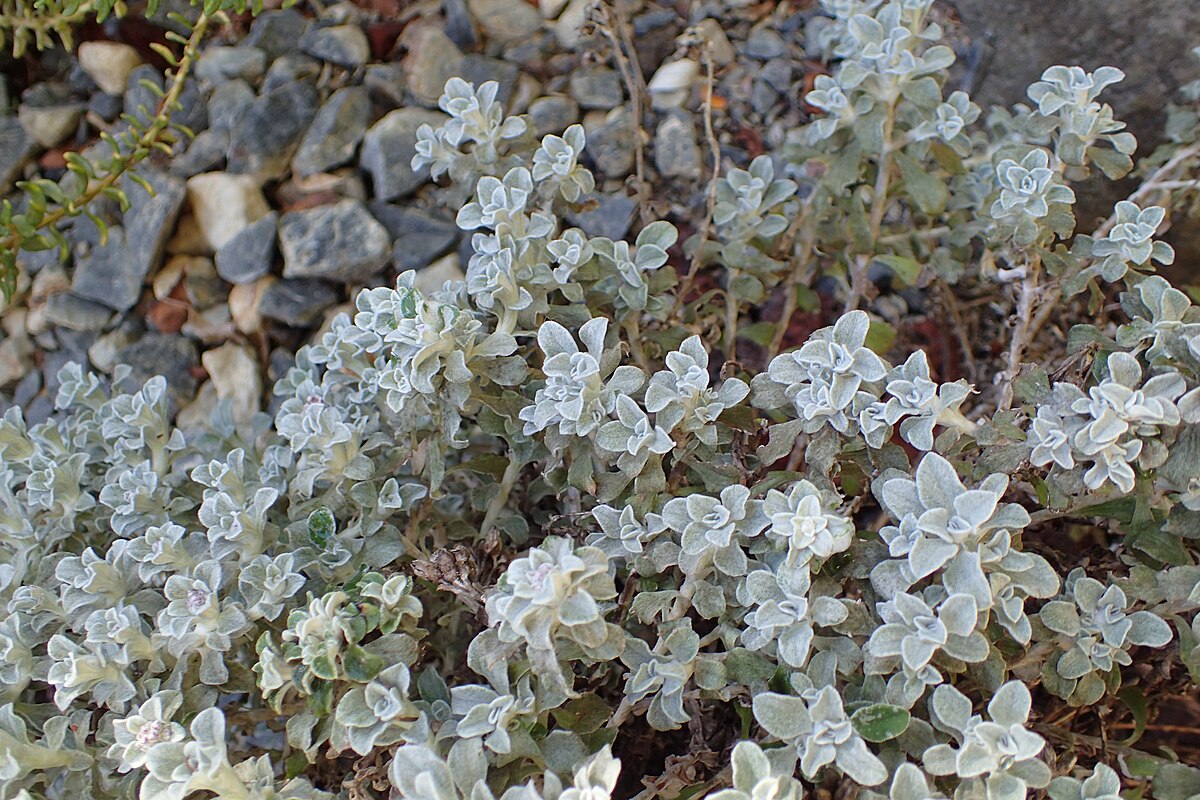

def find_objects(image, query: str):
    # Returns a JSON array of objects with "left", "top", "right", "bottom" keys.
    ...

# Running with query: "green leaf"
[
  {"left": 738, "top": 321, "right": 776, "bottom": 348},
  {"left": 874, "top": 254, "right": 923, "bottom": 287},
  {"left": 307, "top": 507, "right": 336, "bottom": 548},
  {"left": 1129, "top": 529, "right": 1190, "bottom": 567},
  {"left": 725, "top": 648, "right": 777, "bottom": 686},
  {"left": 1089, "top": 146, "right": 1134, "bottom": 181},
  {"left": 864, "top": 320, "right": 896, "bottom": 355},
  {"left": 717, "top": 405, "right": 758, "bottom": 433},
  {"left": 449, "top": 453, "right": 511, "bottom": 480},
  {"left": 896, "top": 150, "right": 948, "bottom": 214},
  {"left": 1012, "top": 364, "right": 1051, "bottom": 405},
  {"left": 730, "top": 271, "right": 765, "bottom": 304},
  {"left": 1077, "top": 498, "right": 1137, "bottom": 524},
  {"left": 1118, "top": 685, "right": 1149, "bottom": 746},
  {"left": 416, "top": 666, "right": 450, "bottom": 705},
  {"left": 551, "top": 694, "right": 613, "bottom": 734},
  {"left": 1153, "top": 763, "right": 1200, "bottom": 800},
  {"left": 851, "top": 703, "right": 910, "bottom": 742},
  {"left": 343, "top": 644, "right": 384, "bottom": 683},
  {"left": 846, "top": 194, "right": 873, "bottom": 252},
  {"left": 693, "top": 656, "right": 727, "bottom": 690}
]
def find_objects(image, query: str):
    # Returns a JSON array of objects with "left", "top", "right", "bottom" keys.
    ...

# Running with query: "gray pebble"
[
  {"left": 570, "top": 65, "right": 624, "bottom": 109},
  {"left": 369, "top": 202, "right": 460, "bottom": 271},
  {"left": 746, "top": 27, "right": 787, "bottom": 60},
  {"left": 293, "top": 86, "right": 371, "bottom": 177},
  {"left": 654, "top": 114, "right": 702, "bottom": 179},
  {"left": 528, "top": 95, "right": 580, "bottom": 136},
  {"left": 566, "top": 193, "right": 637, "bottom": 239},
  {"left": 260, "top": 278, "right": 340, "bottom": 327},
  {"left": 300, "top": 24, "right": 371, "bottom": 68},
  {"left": 228, "top": 79, "right": 320, "bottom": 180},
  {"left": 279, "top": 200, "right": 391, "bottom": 283},
  {"left": 360, "top": 108, "right": 447, "bottom": 201},
  {"left": 216, "top": 212, "right": 278, "bottom": 284}
]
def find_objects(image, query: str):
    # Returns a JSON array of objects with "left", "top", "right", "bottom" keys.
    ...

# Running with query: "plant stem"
[
  {"left": 596, "top": 2, "right": 648, "bottom": 222},
  {"left": 0, "top": 11, "right": 211, "bottom": 276},
  {"left": 724, "top": 279, "right": 739, "bottom": 363},
  {"left": 997, "top": 254, "right": 1041, "bottom": 410},
  {"left": 1022, "top": 139, "right": 1200, "bottom": 350},
  {"left": 479, "top": 454, "right": 520, "bottom": 538},
  {"left": 769, "top": 213, "right": 816, "bottom": 358},
  {"left": 676, "top": 45, "right": 721, "bottom": 317},
  {"left": 847, "top": 95, "right": 898, "bottom": 312},
  {"left": 0, "top": 0, "right": 94, "bottom": 56},
  {"left": 624, "top": 316, "right": 651, "bottom": 371}
]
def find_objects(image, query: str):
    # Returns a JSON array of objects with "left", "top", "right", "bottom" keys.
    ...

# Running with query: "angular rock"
[
  {"left": 956, "top": 0, "right": 1200, "bottom": 155},
  {"left": 43, "top": 292, "right": 114, "bottom": 331},
  {"left": 468, "top": 0, "right": 542, "bottom": 43},
  {"left": 566, "top": 193, "right": 637, "bottom": 239},
  {"left": 169, "top": 128, "right": 230, "bottom": 178},
  {"left": 458, "top": 55, "right": 520, "bottom": 105},
  {"left": 227, "top": 79, "right": 319, "bottom": 179},
  {"left": 12, "top": 369, "right": 41, "bottom": 408},
  {"left": 186, "top": 172, "right": 271, "bottom": 252},
  {"left": 201, "top": 342, "right": 262, "bottom": 424},
  {"left": 759, "top": 59, "right": 793, "bottom": 93},
  {"left": 501, "top": 30, "right": 555, "bottom": 68},
  {"left": 0, "top": 117, "right": 37, "bottom": 191},
  {"left": 262, "top": 54, "right": 322, "bottom": 94},
  {"left": 570, "top": 65, "right": 623, "bottom": 109},
  {"left": 654, "top": 114, "right": 702, "bottom": 179},
  {"left": 215, "top": 212, "right": 278, "bottom": 284},
  {"left": 647, "top": 58, "right": 699, "bottom": 110},
  {"left": 228, "top": 277, "right": 268, "bottom": 333},
  {"left": 360, "top": 107, "right": 447, "bottom": 200},
  {"left": 206, "top": 79, "right": 255, "bottom": 133},
  {"left": 260, "top": 278, "right": 339, "bottom": 327},
  {"left": 442, "top": 0, "right": 477, "bottom": 48},
  {"left": 73, "top": 170, "right": 186, "bottom": 312},
  {"left": 364, "top": 63, "right": 408, "bottom": 108},
  {"left": 585, "top": 111, "right": 636, "bottom": 176},
  {"left": 279, "top": 200, "right": 391, "bottom": 282},
  {"left": 745, "top": 27, "right": 787, "bottom": 60},
  {"left": 173, "top": 70, "right": 208, "bottom": 134},
  {"left": 0, "top": 332, "right": 35, "bottom": 388},
  {"left": 177, "top": 382, "right": 220, "bottom": 431},
  {"left": 88, "top": 91, "right": 124, "bottom": 122},
  {"left": 414, "top": 253, "right": 464, "bottom": 295},
  {"left": 369, "top": 202, "right": 460, "bottom": 270},
  {"left": 89, "top": 321, "right": 141, "bottom": 373},
  {"left": 553, "top": 0, "right": 590, "bottom": 48},
  {"left": 300, "top": 23, "right": 371, "bottom": 68},
  {"left": 528, "top": 94, "right": 580, "bottom": 136},
  {"left": 27, "top": 267, "right": 72, "bottom": 338},
  {"left": 123, "top": 65, "right": 165, "bottom": 128},
  {"left": 116, "top": 333, "right": 199, "bottom": 407},
  {"left": 402, "top": 26, "right": 465, "bottom": 107},
  {"left": 195, "top": 46, "right": 268, "bottom": 85},
  {"left": 293, "top": 86, "right": 370, "bottom": 177},
  {"left": 77, "top": 41, "right": 142, "bottom": 95},
  {"left": 18, "top": 83, "right": 82, "bottom": 148},
  {"left": 244, "top": 9, "right": 310, "bottom": 59},
  {"left": 180, "top": 256, "right": 227, "bottom": 309},
  {"left": 692, "top": 19, "right": 735, "bottom": 66}
]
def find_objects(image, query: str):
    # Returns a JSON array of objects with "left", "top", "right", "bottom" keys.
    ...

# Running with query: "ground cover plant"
[{"left": 2, "top": 1, "right": 1200, "bottom": 800}]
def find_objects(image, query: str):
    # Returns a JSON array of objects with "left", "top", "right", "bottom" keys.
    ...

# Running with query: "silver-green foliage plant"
[{"left": 2, "top": 2, "right": 1200, "bottom": 800}]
